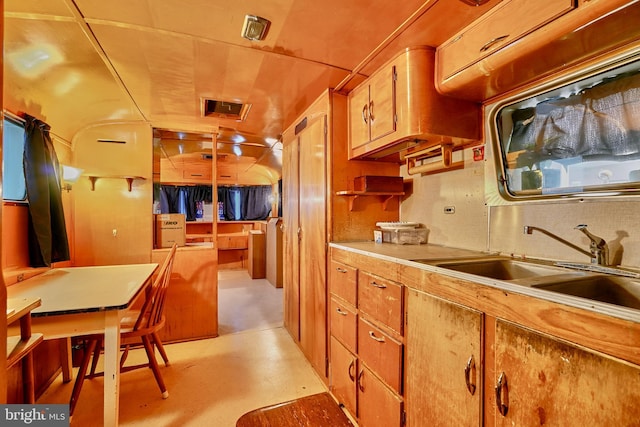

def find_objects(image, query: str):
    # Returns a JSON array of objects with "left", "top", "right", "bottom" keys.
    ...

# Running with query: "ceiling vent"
[{"left": 202, "top": 99, "right": 251, "bottom": 121}]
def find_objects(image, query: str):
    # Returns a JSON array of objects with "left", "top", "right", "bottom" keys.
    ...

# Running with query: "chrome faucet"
[{"left": 523, "top": 224, "right": 609, "bottom": 266}]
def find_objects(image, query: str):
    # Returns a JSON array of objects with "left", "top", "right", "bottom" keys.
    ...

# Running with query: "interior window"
[
  {"left": 2, "top": 116, "right": 27, "bottom": 201},
  {"left": 494, "top": 56, "right": 640, "bottom": 200}
]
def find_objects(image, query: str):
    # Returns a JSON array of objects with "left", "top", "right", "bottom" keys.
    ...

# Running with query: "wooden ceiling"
[{"left": 4, "top": 0, "right": 500, "bottom": 184}]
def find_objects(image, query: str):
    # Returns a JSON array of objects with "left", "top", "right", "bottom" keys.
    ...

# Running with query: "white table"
[{"left": 7, "top": 263, "right": 158, "bottom": 426}]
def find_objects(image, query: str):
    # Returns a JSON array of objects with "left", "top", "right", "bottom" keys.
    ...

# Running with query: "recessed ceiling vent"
[{"left": 202, "top": 99, "right": 251, "bottom": 121}]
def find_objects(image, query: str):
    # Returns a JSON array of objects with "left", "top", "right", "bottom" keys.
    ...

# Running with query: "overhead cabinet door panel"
[
  {"left": 368, "top": 65, "right": 396, "bottom": 143},
  {"left": 438, "top": 0, "right": 575, "bottom": 81}
]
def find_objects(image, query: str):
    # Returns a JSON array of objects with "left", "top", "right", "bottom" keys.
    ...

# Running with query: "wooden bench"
[{"left": 236, "top": 393, "right": 354, "bottom": 427}]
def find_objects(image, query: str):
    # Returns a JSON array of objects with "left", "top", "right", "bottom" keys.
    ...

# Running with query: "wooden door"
[
  {"left": 348, "top": 84, "right": 371, "bottom": 152},
  {"left": 405, "top": 289, "right": 483, "bottom": 427},
  {"left": 368, "top": 64, "right": 396, "bottom": 143},
  {"left": 282, "top": 136, "right": 300, "bottom": 339},
  {"left": 330, "top": 336, "right": 357, "bottom": 418},
  {"left": 298, "top": 115, "right": 328, "bottom": 377},
  {"left": 494, "top": 319, "right": 640, "bottom": 426}
]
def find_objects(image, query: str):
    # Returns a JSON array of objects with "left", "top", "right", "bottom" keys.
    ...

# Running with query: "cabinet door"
[
  {"left": 298, "top": 115, "right": 328, "bottom": 377},
  {"left": 405, "top": 289, "right": 483, "bottom": 427},
  {"left": 438, "top": 0, "right": 575, "bottom": 80},
  {"left": 358, "top": 365, "right": 403, "bottom": 427},
  {"left": 348, "top": 85, "right": 371, "bottom": 151},
  {"left": 282, "top": 137, "right": 300, "bottom": 340},
  {"left": 330, "top": 336, "right": 357, "bottom": 418},
  {"left": 494, "top": 320, "right": 640, "bottom": 426},
  {"left": 368, "top": 64, "right": 396, "bottom": 143}
]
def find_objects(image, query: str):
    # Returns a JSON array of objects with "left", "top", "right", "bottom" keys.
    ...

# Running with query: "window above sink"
[{"left": 487, "top": 47, "right": 640, "bottom": 202}]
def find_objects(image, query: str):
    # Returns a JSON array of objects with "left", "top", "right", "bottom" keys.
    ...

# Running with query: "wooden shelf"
[
  {"left": 7, "top": 334, "right": 43, "bottom": 368},
  {"left": 336, "top": 191, "right": 405, "bottom": 211},
  {"left": 87, "top": 175, "right": 146, "bottom": 191}
]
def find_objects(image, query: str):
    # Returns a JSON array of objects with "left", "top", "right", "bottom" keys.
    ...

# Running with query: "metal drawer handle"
[
  {"left": 495, "top": 372, "right": 509, "bottom": 416},
  {"left": 336, "top": 307, "right": 348, "bottom": 316},
  {"left": 348, "top": 359, "right": 356, "bottom": 382},
  {"left": 369, "top": 100, "right": 375, "bottom": 122},
  {"left": 336, "top": 267, "right": 348, "bottom": 273},
  {"left": 357, "top": 369, "right": 365, "bottom": 392},
  {"left": 368, "top": 330, "right": 386, "bottom": 343},
  {"left": 370, "top": 281, "right": 387, "bottom": 289},
  {"left": 464, "top": 355, "right": 476, "bottom": 396},
  {"left": 362, "top": 104, "right": 369, "bottom": 124},
  {"left": 480, "top": 34, "right": 509, "bottom": 52}
]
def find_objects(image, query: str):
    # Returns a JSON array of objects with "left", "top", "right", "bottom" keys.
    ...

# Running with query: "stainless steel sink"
[
  {"left": 532, "top": 276, "right": 640, "bottom": 310},
  {"left": 414, "top": 257, "right": 576, "bottom": 282}
]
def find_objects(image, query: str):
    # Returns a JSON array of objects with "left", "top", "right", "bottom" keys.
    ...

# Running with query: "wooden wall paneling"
[
  {"left": 73, "top": 123, "right": 153, "bottom": 266},
  {"left": 153, "top": 247, "right": 218, "bottom": 342},
  {"left": 298, "top": 113, "right": 328, "bottom": 376},
  {"left": 282, "top": 131, "right": 300, "bottom": 340}
]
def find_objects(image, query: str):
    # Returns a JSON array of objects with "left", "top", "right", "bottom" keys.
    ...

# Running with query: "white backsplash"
[{"left": 400, "top": 147, "right": 640, "bottom": 269}]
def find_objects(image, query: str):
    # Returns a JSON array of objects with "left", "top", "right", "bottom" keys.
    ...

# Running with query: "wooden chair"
[{"left": 69, "top": 243, "right": 178, "bottom": 415}]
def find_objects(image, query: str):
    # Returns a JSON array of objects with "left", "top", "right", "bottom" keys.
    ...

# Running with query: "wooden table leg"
[
  {"left": 103, "top": 311, "right": 122, "bottom": 427},
  {"left": 59, "top": 337, "right": 73, "bottom": 383}
]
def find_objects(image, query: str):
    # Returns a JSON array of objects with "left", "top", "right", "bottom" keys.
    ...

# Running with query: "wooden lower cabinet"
[
  {"left": 330, "top": 336, "right": 357, "bottom": 417},
  {"left": 493, "top": 320, "right": 640, "bottom": 426},
  {"left": 358, "top": 365, "right": 404, "bottom": 427},
  {"left": 153, "top": 247, "right": 218, "bottom": 341},
  {"left": 405, "top": 288, "right": 483, "bottom": 427}
]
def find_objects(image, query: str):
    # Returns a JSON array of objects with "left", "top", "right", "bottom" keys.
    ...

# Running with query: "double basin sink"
[{"left": 411, "top": 257, "right": 640, "bottom": 311}]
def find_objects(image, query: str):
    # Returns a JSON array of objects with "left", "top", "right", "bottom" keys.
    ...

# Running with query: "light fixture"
[
  {"left": 459, "top": 0, "right": 491, "bottom": 5},
  {"left": 61, "top": 164, "right": 84, "bottom": 192},
  {"left": 241, "top": 15, "right": 271, "bottom": 41}
]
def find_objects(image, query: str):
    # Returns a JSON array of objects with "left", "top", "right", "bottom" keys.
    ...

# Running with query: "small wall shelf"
[
  {"left": 87, "top": 175, "right": 146, "bottom": 191},
  {"left": 336, "top": 190, "right": 405, "bottom": 211}
]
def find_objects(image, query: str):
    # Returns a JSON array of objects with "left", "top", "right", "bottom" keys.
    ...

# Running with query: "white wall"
[{"left": 400, "top": 146, "right": 640, "bottom": 269}]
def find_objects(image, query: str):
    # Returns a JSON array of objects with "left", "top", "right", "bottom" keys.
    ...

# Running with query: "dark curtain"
[
  {"left": 159, "top": 185, "right": 212, "bottom": 221},
  {"left": 241, "top": 185, "right": 272, "bottom": 220},
  {"left": 218, "top": 185, "right": 272, "bottom": 220},
  {"left": 217, "top": 187, "right": 238, "bottom": 220},
  {"left": 23, "top": 114, "right": 70, "bottom": 267}
]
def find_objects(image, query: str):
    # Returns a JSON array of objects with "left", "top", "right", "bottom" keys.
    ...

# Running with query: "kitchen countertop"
[{"left": 330, "top": 241, "right": 640, "bottom": 324}]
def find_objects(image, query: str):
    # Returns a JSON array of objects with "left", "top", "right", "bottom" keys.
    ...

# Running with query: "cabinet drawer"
[
  {"left": 438, "top": 0, "right": 575, "bottom": 80},
  {"left": 358, "top": 317, "right": 403, "bottom": 394},
  {"left": 357, "top": 365, "right": 403, "bottom": 427},
  {"left": 358, "top": 271, "right": 403, "bottom": 334},
  {"left": 217, "top": 235, "right": 248, "bottom": 250},
  {"left": 330, "top": 297, "right": 357, "bottom": 354},
  {"left": 330, "top": 260, "right": 357, "bottom": 306}
]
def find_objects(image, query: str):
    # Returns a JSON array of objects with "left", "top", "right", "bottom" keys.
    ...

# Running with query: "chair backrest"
[{"left": 134, "top": 243, "right": 177, "bottom": 331}]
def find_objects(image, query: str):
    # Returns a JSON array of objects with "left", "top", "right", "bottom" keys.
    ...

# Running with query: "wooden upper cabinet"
[
  {"left": 438, "top": 0, "right": 575, "bottom": 83},
  {"left": 493, "top": 320, "right": 640, "bottom": 426},
  {"left": 436, "top": 0, "right": 640, "bottom": 100},
  {"left": 349, "top": 65, "right": 396, "bottom": 152},
  {"left": 348, "top": 47, "right": 480, "bottom": 161}
]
